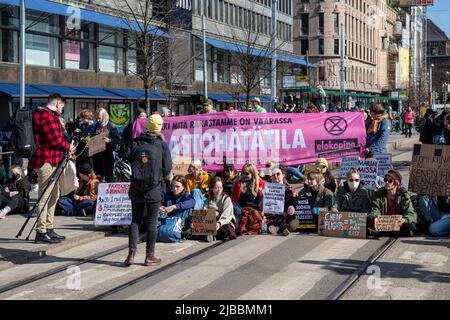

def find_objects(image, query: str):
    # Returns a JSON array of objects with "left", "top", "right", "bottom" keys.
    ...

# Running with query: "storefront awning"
[
  {"left": 0, "top": 0, "right": 168, "bottom": 37},
  {"left": 208, "top": 93, "right": 271, "bottom": 103},
  {"left": 0, "top": 83, "right": 48, "bottom": 97},
  {"left": 203, "top": 37, "right": 314, "bottom": 67},
  {"left": 104, "top": 88, "right": 168, "bottom": 100}
]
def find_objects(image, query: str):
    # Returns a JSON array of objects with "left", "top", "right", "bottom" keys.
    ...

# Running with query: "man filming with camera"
[{"left": 28, "top": 93, "right": 75, "bottom": 244}]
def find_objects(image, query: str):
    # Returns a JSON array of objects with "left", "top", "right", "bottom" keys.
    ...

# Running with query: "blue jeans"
[
  {"left": 285, "top": 166, "right": 304, "bottom": 180},
  {"left": 419, "top": 195, "right": 450, "bottom": 236},
  {"left": 191, "top": 189, "right": 205, "bottom": 209}
]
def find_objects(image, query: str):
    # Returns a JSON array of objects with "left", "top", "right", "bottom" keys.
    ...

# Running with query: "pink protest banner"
[{"left": 161, "top": 112, "right": 366, "bottom": 171}]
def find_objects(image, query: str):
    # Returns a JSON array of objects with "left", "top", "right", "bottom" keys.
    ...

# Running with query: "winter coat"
[
  {"left": 368, "top": 187, "right": 417, "bottom": 224},
  {"left": 299, "top": 185, "right": 335, "bottom": 210},
  {"left": 162, "top": 191, "right": 196, "bottom": 216},
  {"left": 336, "top": 182, "right": 371, "bottom": 213},
  {"left": 231, "top": 178, "right": 266, "bottom": 210},
  {"left": 76, "top": 174, "right": 100, "bottom": 202},
  {"left": 185, "top": 171, "right": 210, "bottom": 194},
  {"left": 94, "top": 121, "right": 120, "bottom": 152},
  {"left": 419, "top": 116, "right": 435, "bottom": 144},
  {"left": 128, "top": 132, "right": 172, "bottom": 203},
  {"left": 3, "top": 176, "right": 31, "bottom": 213},
  {"left": 207, "top": 194, "right": 236, "bottom": 228},
  {"left": 366, "top": 117, "right": 391, "bottom": 155}
]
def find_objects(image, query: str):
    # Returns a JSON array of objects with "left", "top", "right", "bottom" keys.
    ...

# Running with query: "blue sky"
[{"left": 427, "top": 0, "right": 450, "bottom": 37}]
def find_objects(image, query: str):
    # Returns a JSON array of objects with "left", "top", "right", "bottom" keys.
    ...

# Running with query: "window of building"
[
  {"left": 319, "top": 39, "right": 324, "bottom": 55},
  {"left": 219, "top": 0, "right": 224, "bottom": 22},
  {"left": 301, "top": 39, "right": 309, "bottom": 55},
  {"left": 332, "top": 13, "right": 339, "bottom": 34},
  {"left": 319, "top": 13, "right": 324, "bottom": 34},
  {"left": 334, "top": 39, "right": 339, "bottom": 55},
  {"left": 301, "top": 13, "right": 309, "bottom": 35},
  {"left": 64, "top": 21, "right": 94, "bottom": 70},
  {"left": 98, "top": 26, "right": 124, "bottom": 73},
  {"left": 319, "top": 66, "right": 325, "bottom": 81},
  {"left": 0, "top": 5, "right": 19, "bottom": 63},
  {"left": 225, "top": 2, "right": 229, "bottom": 23}
]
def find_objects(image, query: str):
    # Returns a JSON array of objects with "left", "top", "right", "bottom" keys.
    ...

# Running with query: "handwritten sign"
[
  {"left": 88, "top": 132, "right": 106, "bottom": 156},
  {"left": 318, "top": 211, "right": 367, "bottom": 239},
  {"left": 339, "top": 156, "right": 360, "bottom": 178},
  {"left": 263, "top": 183, "right": 286, "bottom": 215},
  {"left": 172, "top": 156, "right": 192, "bottom": 176},
  {"left": 94, "top": 183, "right": 131, "bottom": 225},
  {"left": 192, "top": 209, "right": 217, "bottom": 236},
  {"left": 373, "top": 154, "right": 392, "bottom": 177},
  {"left": 357, "top": 159, "right": 378, "bottom": 190},
  {"left": 409, "top": 144, "right": 450, "bottom": 197},
  {"left": 375, "top": 215, "right": 403, "bottom": 232},
  {"left": 294, "top": 196, "right": 316, "bottom": 229}
]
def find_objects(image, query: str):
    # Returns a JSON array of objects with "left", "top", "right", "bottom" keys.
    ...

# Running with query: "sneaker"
[
  {"left": 282, "top": 229, "right": 290, "bottom": 236},
  {"left": 35, "top": 232, "right": 60, "bottom": 244},
  {"left": 0, "top": 210, "right": 7, "bottom": 219},
  {"left": 289, "top": 219, "right": 300, "bottom": 232},
  {"left": 205, "top": 234, "right": 214, "bottom": 242},
  {"left": 268, "top": 225, "right": 279, "bottom": 235},
  {"left": 47, "top": 229, "right": 66, "bottom": 241}
]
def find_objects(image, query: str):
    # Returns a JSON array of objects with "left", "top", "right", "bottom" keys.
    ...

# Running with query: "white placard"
[
  {"left": 94, "top": 183, "right": 132, "bottom": 226},
  {"left": 262, "top": 183, "right": 286, "bottom": 215},
  {"left": 373, "top": 154, "right": 392, "bottom": 177},
  {"left": 357, "top": 160, "right": 379, "bottom": 190},
  {"left": 339, "top": 156, "right": 360, "bottom": 178}
]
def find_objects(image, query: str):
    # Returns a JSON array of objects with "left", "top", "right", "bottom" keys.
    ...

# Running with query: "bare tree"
[{"left": 409, "top": 65, "right": 431, "bottom": 111}]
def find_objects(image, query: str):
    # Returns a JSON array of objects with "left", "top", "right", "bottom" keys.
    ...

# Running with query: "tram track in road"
[{"left": 325, "top": 237, "right": 398, "bottom": 300}]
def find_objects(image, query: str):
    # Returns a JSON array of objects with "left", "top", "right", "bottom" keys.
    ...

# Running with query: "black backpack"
[
  {"left": 10, "top": 108, "right": 36, "bottom": 158},
  {"left": 130, "top": 139, "right": 163, "bottom": 192}
]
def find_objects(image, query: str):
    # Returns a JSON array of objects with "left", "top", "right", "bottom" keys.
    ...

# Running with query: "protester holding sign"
[
  {"left": 366, "top": 103, "right": 391, "bottom": 158},
  {"left": 93, "top": 108, "right": 119, "bottom": 182},
  {"left": 160, "top": 175, "right": 196, "bottom": 241},
  {"left": 125, "top": 114, "right": 172, "bottom": 267},
  {"left": 315, "top": 158, "right": 337, "bottom": 194},
  {"left": 418, "top": 195, "right": 450, "bottom": 236},
  {"left": 207, "top": 177, "right": 237, "bottom": 241},
  {"left": 75, "top": 109, "right": 97, "bottom": 168},
  {"left": 368, "top": 170, "right": 417, "bottom": 237},
  {"left": 336, "top": 168, "right": 371, "bottom": 213}
]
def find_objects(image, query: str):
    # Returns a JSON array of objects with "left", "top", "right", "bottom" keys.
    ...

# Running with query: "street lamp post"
[{"left": 429, "top": 63, "right": 434, "bottom": 108}]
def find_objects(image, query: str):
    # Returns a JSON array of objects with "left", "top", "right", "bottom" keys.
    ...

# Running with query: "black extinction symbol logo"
[{"left": 324, "top": 117, "right": 348, "bottom": 136}]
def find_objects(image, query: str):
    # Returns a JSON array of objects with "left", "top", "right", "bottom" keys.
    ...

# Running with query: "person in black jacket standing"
[{"left": 124, "top": 114, "right": 172, "bottom": 267}]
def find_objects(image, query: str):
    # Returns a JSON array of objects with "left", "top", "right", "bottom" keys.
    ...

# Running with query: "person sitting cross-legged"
[
  {"left": 336, "top": 168, "right": 371, "bottom": 213},
  {"left": 368, "top": 169, "right": 417, "bottom": 237},
  {"left": 418, "top": 195, "right": 450, "bottom": 237},
  {"left": 0, "top": 165, "right": 31, "bottom": 219},
  {"left": 185, "top": 159, "right": 209, "bottom": 209}
]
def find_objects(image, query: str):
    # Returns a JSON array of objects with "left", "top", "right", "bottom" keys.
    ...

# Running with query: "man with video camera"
[{"left": 28, "top": 93, "right": 75, "bottom": 244}]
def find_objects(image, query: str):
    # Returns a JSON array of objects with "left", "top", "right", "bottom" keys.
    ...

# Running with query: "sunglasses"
[
  {"left": 348, "top": 179, "right": 360, "bottom": 182},
  {"left": 273, "top": 172, "right": 282, "bottom": 176},
  {"left": 384, "top": 178, "right": 394, "bottom": 184},
  {"left": 225, "top": 169, "right": 234, "bottom": 172},
  {"left": 242, "top": 172, "right": 250, "bottom": 176}
]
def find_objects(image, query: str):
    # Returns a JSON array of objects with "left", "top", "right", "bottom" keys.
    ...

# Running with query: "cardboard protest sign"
[
  {"left": 318, "top": 211, "right": 367, "bottom": 239},
  {"left": 375, "top": 215, "right": 403, "bottom": 232},
  {"left": 356, "top": 159, "right": 378, "bottom": 190},
  {"left": 339, "top": 156, "right": 360, "bottom": 178},
  {"left": 192, "top": 209, "right": 217, "bottom": 236},
  {"left": 294, "top": 196, "right": 316, "bottom": 229},
  {"left": 263, "top": 183, "right": 286, "bottom": 215},
  {"left": 409, "top": 144, "right": 450, "bottom": 197},
  {"left": 94, "top": 183, "right": 132, "bottom": 226},
  {"left": 88, "top": 132, "right": 106, "bottom": 156},
  {"left": 172, "top": 156, "right": 192, "bottom": 176},
  {"left": 373, "top": 154, "right": 392, "bottom": 177}
]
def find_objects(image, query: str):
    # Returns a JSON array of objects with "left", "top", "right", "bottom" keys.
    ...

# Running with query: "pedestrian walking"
[
  {"left": 404, "top": 106, "right": 414, "bottom": 138},
  {"left": 28, "top": 93, "right": 75, "bottom": 243},
  {"left": 124, "top": 114, "right": 172, "bottom": 267}
]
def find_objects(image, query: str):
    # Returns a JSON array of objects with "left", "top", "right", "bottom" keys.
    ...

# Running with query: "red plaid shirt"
[{"left": 28, "top": 107, "right": 70, "bottom": 170}]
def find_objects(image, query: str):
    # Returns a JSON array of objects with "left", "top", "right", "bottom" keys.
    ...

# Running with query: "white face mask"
[{"left": 348, "top": 181, "right": 359, "bottom": 190}]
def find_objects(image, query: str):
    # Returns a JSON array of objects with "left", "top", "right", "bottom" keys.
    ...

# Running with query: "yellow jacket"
[{"left": 185, "top": 171, "right": 210, "bottom": 193}]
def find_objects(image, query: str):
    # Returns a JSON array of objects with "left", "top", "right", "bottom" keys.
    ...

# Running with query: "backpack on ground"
[
  {"left": 130, "top": 140, "right": 162, "bottom": 192},
  {"left": 10, "top": 108, "right": 36, "bottom": 158}
]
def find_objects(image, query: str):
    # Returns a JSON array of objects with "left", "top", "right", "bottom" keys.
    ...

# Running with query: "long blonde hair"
[
  {"left": 96, "top": 108, "right": 109, "bottom": 127},
  {"left": 240, "top": 163, "right": 260, "bottom": 196}
]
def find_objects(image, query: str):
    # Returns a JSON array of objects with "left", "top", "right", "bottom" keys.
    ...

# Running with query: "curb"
[
  {"left": 0, "top": 229, "right": 111, "bottom": 272},
  {"left": 387, "top": 136, "right": 419, "bottom": 153}
]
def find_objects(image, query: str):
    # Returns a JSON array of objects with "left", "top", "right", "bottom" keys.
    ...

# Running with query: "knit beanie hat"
[
  {"left": 386, "top": 169, "right": 402, "bottom": 184},
  {"left": 315, "top": 157, "right": 329, "bottom": 169},
  {"left": 78, "top": 163, "right": 93, "bottom": 175},
  {"left": 146, "top": 114, "right": 164, "bottom": 133}
]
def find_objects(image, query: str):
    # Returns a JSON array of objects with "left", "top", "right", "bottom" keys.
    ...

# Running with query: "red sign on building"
[{"left": 415, "top": 0, "right": 434, "bottom": 6}]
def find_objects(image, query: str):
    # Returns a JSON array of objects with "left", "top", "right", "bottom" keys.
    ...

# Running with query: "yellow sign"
[
  {"left": 296, "top": 75, "right": 309, "bottom": 82},
  {"left": 399, "top": 48, "right": 410, "bottom": 89}
]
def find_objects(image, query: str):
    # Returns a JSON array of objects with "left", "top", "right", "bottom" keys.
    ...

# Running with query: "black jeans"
[
  {"left": 129, "top": 201, "right": 160, "bottom": 253},
  {"left": 93, "top": 150, "right": 114, "bottom": 182},
  {"left": 405, "top": 123, "right": 412, "bottom": 138},
  {"left": 0, "top": 194, "right": 20, "bottom": 212}
]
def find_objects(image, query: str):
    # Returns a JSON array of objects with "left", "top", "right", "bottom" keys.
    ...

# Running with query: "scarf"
[
  {"left": 132, "top": 117, "right": 148, "bottom": 139},
  {"left": 367, "top": 114, "right": 389, "bottom": 135}
]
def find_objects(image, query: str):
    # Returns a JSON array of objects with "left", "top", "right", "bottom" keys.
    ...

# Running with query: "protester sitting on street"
[
  {"left": 368, "top": 170, "right": 417, "bottom": 237},
  {"left": 418, "top": 195, "right": 450, "bottom": 236},
  {"left": 0, "top": 165, "right": 31, "bottom": 219},
  {"left": 336, "top": 168, "right": 371, "bottom": 213},
  {"left": 259, "top": 160, "right": 277, "bottom": 182},
  {"left": 93, "top": 108, "right": 120, "bottom": 182},
  {"left": 366, "top": 102, "right": 391, "bottom": 158},
  {"left": 285, "top": 165, "right": 305, "bottom": 182},
  {"left": 231, "top": 163, "right": 266, "bottom": 231},
  {"left": 315, "top": 157, "right": 337, "bottom": 194},
  {"left": 290, "top": 170, "right": 336, "bottom": 231},
  {"left": 160, "top": 175, "right": 196, "bottom": 240},
  {"left": 57, "top": 163, "right": 100, "bottom": 216},
  {"left": 218, "top": 163, "right": 240, "bottom": 197},
  {"left": 0, "top": 158, "right": 6, "bottom": 188},
  {"left": 207, "top": 176, "right": 237, "bottom": 241},
  {"left": 185, "top": 159, "right": 209, "bottom": 208},
  {"left": 265, "top": 168, "right": 297, "bottom": 236}
]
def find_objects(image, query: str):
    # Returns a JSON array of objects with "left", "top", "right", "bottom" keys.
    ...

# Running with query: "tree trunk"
[{"left": 144, "top": 83, "right": 150, "bottom": 114}]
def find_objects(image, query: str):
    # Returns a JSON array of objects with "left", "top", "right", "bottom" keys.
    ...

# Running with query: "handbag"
[{"left": 157, "top": 215, "right": 183, "bottom": 243}]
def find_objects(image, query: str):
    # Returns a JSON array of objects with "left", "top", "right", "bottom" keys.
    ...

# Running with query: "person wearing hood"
[
  {"left": 125, "top": 114, "right": 172, "bottom": 267},
  {"left": 120, "top": 107, "right": 147, "bottom": 158},
  {"left": 336, "top": 168, "right": 371, "bottom": 213},
  {"left": 93, "top": 108, "right": 120, "bottom": 182},
  {"left": 368, "top": 170, "right": 417, "bottom": 237}
]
